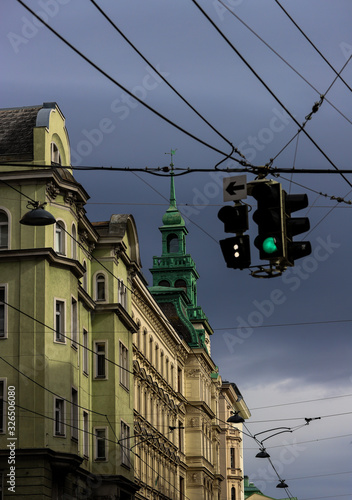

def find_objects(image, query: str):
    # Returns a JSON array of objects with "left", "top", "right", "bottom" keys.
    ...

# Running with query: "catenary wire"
[
  {"left": 15, "top": 0, "right": 250, "bottom": 168},
  {"left": 190, "top": 0, "right": 352, "bottom": 189},
  {"left": 89, "top": 0, "right": 246, "bottom": 161},
  {"left": 274, "top": 0, "right": 352, "bottom": 94},
  {"left": 217, "top": 0, "right": 352, "bottom": 126},
  {"left": 270, "top": 53, "right": 352, "bottom": 163}
]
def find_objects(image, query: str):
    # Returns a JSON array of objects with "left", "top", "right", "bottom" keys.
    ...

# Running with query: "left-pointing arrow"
[{"left": 226, "top": 181, "right": 245, "bottom": 196}]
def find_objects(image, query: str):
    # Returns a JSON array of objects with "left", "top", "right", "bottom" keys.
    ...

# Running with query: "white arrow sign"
[{"left": 223, "top": 175, "right": 247, "bottom": 202}]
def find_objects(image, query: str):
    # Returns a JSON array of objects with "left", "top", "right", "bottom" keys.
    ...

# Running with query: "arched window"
[
  {"left": 175, "top": 279, "right": 187, "bottom": 292},
  {"left": 71, "top": 224, "right": 77, "bottom": 259},
  {"left": 231, "top": 487, "right": 236, "bottom": 500},
  {"left": 51, "top": 142, "right": 61, "bottom": 165},
  {"left": 0, "top": 211, "right": 9, "bottom": 249},
  {"left": 55, "top": 221, "right": 65, "bottom": 255},
  {"left": 167, "top": 234, "right": 179, "bottom": 253},
  {"left": 96, "top": 273, "right": 106, "bottom": 301},
  {"left": 82, "top": 260, "right": 88, "bottom": 291},
  {"left": 158, "top": 280, "right": 170, "bottom": 287}
]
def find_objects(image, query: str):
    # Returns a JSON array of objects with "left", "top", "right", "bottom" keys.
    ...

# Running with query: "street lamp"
[
  {"left": 227, "top": 411, "right": 245, "bottom": 424},
  {"left": 20, "top": 201, "right": 56, "bottom": 226}
]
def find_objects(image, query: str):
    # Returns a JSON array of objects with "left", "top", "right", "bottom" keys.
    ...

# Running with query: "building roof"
[{"left": 0, "top": 104, "right": 43, "bottom": 159}]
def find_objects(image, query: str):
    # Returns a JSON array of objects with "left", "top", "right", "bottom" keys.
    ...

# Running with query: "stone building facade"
[{"left": 0, "top": 102, "right": 250, "bottom": 499}]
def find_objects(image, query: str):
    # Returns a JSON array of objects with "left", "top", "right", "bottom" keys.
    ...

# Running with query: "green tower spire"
[{"left": 149, "top": 157, "right": 213, "bottom": 349}]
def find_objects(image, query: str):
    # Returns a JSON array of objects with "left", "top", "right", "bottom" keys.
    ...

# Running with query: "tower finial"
[{"left": 165, "top": 149, "right": 177, "bottom": 209}]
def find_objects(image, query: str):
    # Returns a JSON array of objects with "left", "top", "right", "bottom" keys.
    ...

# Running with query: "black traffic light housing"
[
  {"left": 251, "top": 180, "right": 311, "bottom": 267},
  {"left": 218, "top": 203, "right": 251, "bottom": 269},
  {"left": 252, "top": 181, "right": 285, "bottom": 262},
  {"left": 285, "top": 193, "right": 311, "bottom": 264}
]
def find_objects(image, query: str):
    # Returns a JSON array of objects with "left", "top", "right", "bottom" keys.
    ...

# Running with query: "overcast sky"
[{"left": 1, "top": 1, "right": 352, "bottom": 499}]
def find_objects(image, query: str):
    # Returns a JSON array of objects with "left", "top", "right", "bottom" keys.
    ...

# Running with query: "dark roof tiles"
[{"left": 0, "top": 105, "right": 43, "bottom": 159}]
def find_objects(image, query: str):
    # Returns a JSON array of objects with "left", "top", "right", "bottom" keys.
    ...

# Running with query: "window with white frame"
[
  {"left": 95, "top": 428, "right": 107, "bottom": 460},
  {"left": 55, "top": 300, "right": 65, "bottom": 343},
  {"left": 118, "top": 279, "right": 127, "bottom": 308},
  {"left": 83, "top": 329, "right": 88, "bottom": 375},
  {"left": 55, "top": 221, "right": 66, "bottom": 255},
  {"left": 94, "top": 342, "right": 106, "bottom": 379},
  {"left": 96, "top": 273, "right": 106, "bottom": 301},
  {"left": 0, "top": 286, "right": 6, "bottom": 339},
  {"left": 71, "top": 388, "right": 78, "bottom": 441},
  {"left": 120, "top": 421, "right": 130, "bottom": 466},
  {"left": 54, "top": 398, "right": 65, "bottom": 436},
  {"left": 83, "top": 411, "right": 89, "bottom": 457},
  {"left": 0, "top": 379, "right": 5, "bottom": 433},
  {"left": 119, "top": 342, "right": 129, "bottom": 390},
  {"left": 0, "top": 211, "right": 8, "bottom": 249},
  {"left": 71, "top": 297, "right": 78, "bottom": 348}
]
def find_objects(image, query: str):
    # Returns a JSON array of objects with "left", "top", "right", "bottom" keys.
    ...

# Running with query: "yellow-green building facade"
[
  {"left": 0, "top": 103, "right": 139, "bottom": 499},
  {"left": 0, "top": 102, "right": 250, "bottom": 500}
]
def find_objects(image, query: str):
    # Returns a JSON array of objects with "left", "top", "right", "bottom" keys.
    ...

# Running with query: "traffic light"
[
  {"left": 218, "top": 204, "right": 251, "bottom": 269},
  {"left": 285, "top": 193, "right": 311, "bottom": 264},
  {"left": 251, "top": 181, "right": 285, "bottom": 262},
  {"left": 219, "top": 235, "right": 251, "bottom": 269},
  {"left": 251, "top": 180, "right": 311, "bottom": 267}
]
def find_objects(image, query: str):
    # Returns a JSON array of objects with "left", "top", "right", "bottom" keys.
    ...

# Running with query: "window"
[
  {"left": 160, "top": 351, "right": 164, "bottom": 377},
  {"left": 0, "top": 286, "right": 6, "bottom": 339},
  {"left": 55, "top": 300, "right": 65, "bottom": 343},
  {"left": 118, "top": 279, "right": 127, "bottom": 308},
  {"left": 71, "top": 297, "right": 77, "bottom": 348},
  {"left": 120, "top": 421, "right": 130, "bottom": 466},
  {"left": 155, "top": 344, "right": 159, "bottom": 371},
  {"left": 83, "top": 411, "right": 89, "bottom": 457},
  {"left": 231, "top": 487, "right": 236, "bottom": 500},
  {"left": 158, "top": 280, "right": 170, "bottom": 287},
  {"left": 167, "top": 234, "right": 179, "bottom": 253},
  {"left": 82, "top": 261, "right": 88, "bottom": 291},
  {"left": 0, "top": 211, "right": 8, "bottom": 249},
  {"left": 94, "top": 342, "right": 106, "bottom": 379},
  {"left": 177, "top": 367, "right": 182, "bottom": 393},
  {"left": 71, "top": 388, "right": 78, "bottom": 441},
  {"left": 54, "top": 398, "right": 65, "bottom": 436},
  {"left": 55, "top": 221, "right": 65, "bottom": 255},
  {"left": 83, "top": 329, "right": 88, "bottom": 374},
  {"left": 230, "top": 448, "right": 235, "bottom": 469},
  {"left": 51, "top": 142, "right": 61, "bottom": 165},
  {"left": 71, "top": 224, "right": 77, "bottom": 259},
  {"left": 0, "top": 380, "right": 5, "bottom": 433},
  {"left": 96, "top": 273, "right": 106, "bottom": 301},
  {"left": 95, "top": 428, "right": 107, "bottom": 460},
  {"left": 175, "top": 279, "right": 187, "bottom": 292},
  {"left": 119, "top": 342, "right": 129, "bottom": 390}
]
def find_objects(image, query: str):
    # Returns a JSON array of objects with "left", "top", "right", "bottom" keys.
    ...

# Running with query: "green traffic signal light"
[{"left": 262, "top": 237, "right": 278, "bottom": 254}]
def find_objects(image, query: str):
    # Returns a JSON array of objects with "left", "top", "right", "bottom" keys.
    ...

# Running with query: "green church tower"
[{"left": 149, "top": 168, "right": 213, "bottom": 350}]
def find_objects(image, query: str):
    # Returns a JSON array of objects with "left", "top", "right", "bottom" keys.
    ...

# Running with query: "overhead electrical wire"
[
  {"left": 190, "top": 0, "right": 352, "bottom": 189},
  {"left": 217, "top": 0, "right": 352, "bottom": 126},
  {"left": 88, "top": 0, "right": 246, "bottom": 162},
  {"left": 213, "top": 318, "right": 352, "bottom": 332},
  {"left": 15, "top": 0, "right": 250, "bottom": 169},
  {"left": 4, "top": 161, "right": 352, "bottom": 177},
  {"left": 270, "top": 53, "right": 352, "bottom": 164},
  {"left": 274, "top": 0, "right": 352, "bottom": 94}
]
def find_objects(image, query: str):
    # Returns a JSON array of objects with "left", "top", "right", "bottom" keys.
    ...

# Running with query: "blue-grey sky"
[{"left": 1, "top": 1, "right": 352, "bottom": 499}]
